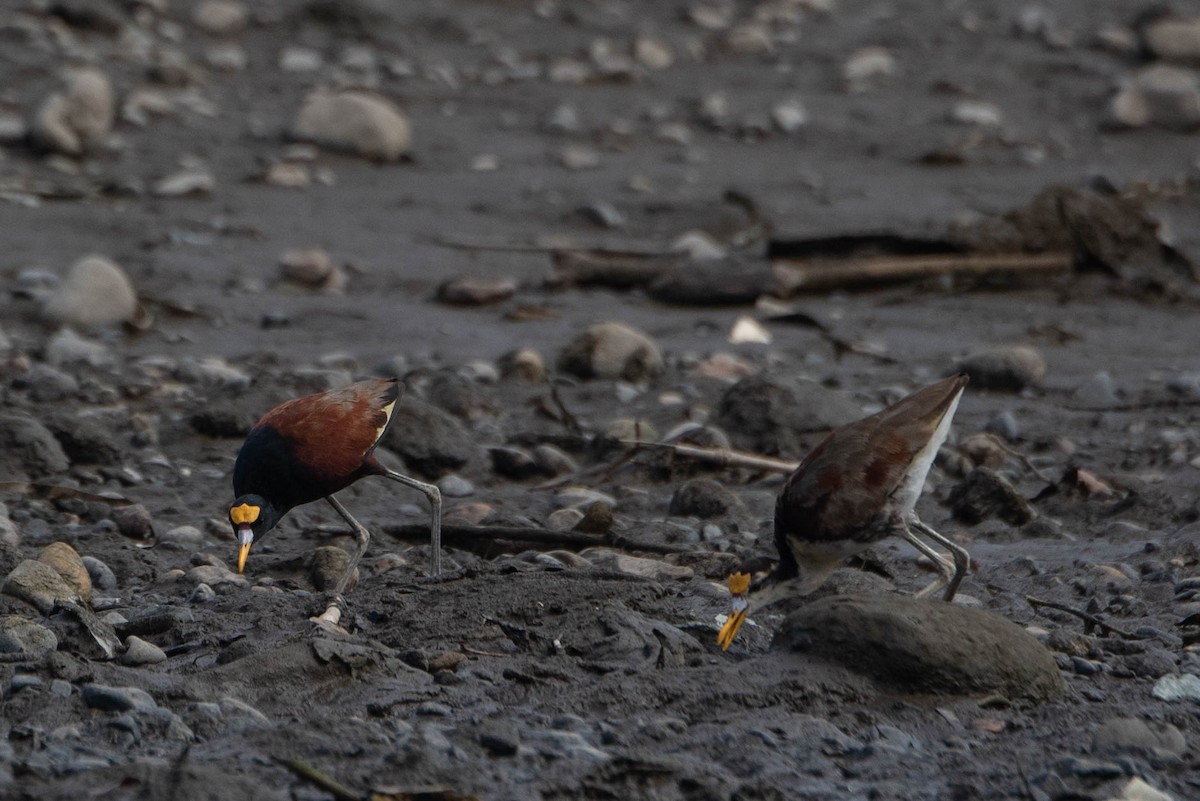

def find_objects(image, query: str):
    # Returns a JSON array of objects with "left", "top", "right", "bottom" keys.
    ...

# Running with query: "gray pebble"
[
  {"left": 437, "top": 475, "right": 474, "bottom": 497},
  {"left": 669, "top": 478, "right": 744, "bottom": 519},
  {"left": 984, "top": 409, "right": 1021, "bottom": 441},
  {"left": 190, "top": 583, "right": 216, "bottom": 603},
  {"left": 0, "top": 615, "right": 58, "bottom": 655},
  {"left": 82, "top": 683, "right": 158, "bottom": 713},
  {"left": 120, "top": 636, "right": 167, "bottom": 666},
  {"left": 1151, "top": 673, "right": 1200, "bottom": 702},
  {"left": 1092, "top": 717, "right": 1187, "bottom": 761},
  {"left": 81, "top": 556, "right": 117, "bottom": 590},
  {"left": 1071, "top": 656, "right": 1102, "bottom": 675},
  {"left": 954, "top": 345, "right": 1046, "bottom": 391},
  {"left": 1073, "top": 371, "right": 1119, "bottom": 407}
]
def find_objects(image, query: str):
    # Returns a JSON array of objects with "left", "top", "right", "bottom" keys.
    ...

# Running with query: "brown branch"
[
  {"left": 381, "top": 522, "right": 691, "bottom": 555},
  {"left": 1024, "top": 595, "right": 1141, "bottom": 639},
  {"left": 771, "top": 251, "right": 1072, "bottom": 295}
]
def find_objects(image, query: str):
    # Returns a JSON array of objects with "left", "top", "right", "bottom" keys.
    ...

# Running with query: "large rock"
[
  {"left": 44, "top": 255, "right": 138, "bottom": 327},
  {"left": 383, "top": 395, "right": 477, "bottom": 478},
  {"left": 0, "top": 615, "right": 58, "bottom": 655},
  {"left": 1108, "top": 65, "right": 1200, "bottom": 132},
  {"left": 0, "top": 413, "right": 70, "bottom": 478},
  {"left": 38, "top": 542, "right": 92, "bottom": 604},
  {"left": 774, "top": 594, "right": 1064, "bottom": 700},
  {"left": 3, "top": 560, "right": 81, "bottom": 614},
  {"left": 1091, "top": 717, "right": 1187, "bottom": 762},
  {"left": 292, "top": 90, "right": 411, "bottom": 161},
  {"left": 31, "top": 68, "right": 115, "bottom": 156},
  {"left": 715, "top": 375, "right": 860, "bottom": 456},
  {"left": 557, "top": 322, "right": 664, "bottom": 382}
]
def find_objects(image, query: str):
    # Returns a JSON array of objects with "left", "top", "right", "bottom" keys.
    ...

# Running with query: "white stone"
[
  {"left": 44, "top": 255, "right": 137, "bottom": 327},
  {"left": 729, "top": 316, "right": 772, "bottom": 345},
  {"left": 192, "top": 1, "right": 248, "bottom": 35},
  {"left": 772, "top": 100, "right": 808, "bottom": 133},
  {"left": 32, "top": 68, "right": 115, "bottom": 156},
  {"left": 1151, "top": 673, "right": 1200, "bottom": 703},
  {"left": 292, "top": 90, "right": 411, "bottom": 161},
  {"left": 280, "top": 46, "right": 323, "bottom": 72},
  {"left": 1143, "top": 18, "right": 1200, "bottom": 64},
  {"left": 153, "top": 168, "right": 215, "bottom": 197},
  {"left": 843, "top": 47, "right": 896, "bottom": 92},
  {"left": 951, "top": 100, "right": 1003, "bottom": 126}
]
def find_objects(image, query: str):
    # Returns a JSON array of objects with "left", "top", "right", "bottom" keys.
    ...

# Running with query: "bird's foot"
[{"left": 309, "top": 592, "right": 350, "bottom": 635}]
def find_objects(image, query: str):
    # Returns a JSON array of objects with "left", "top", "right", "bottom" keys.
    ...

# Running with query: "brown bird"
[
  {"left": 228, "top": 377, "right": 442, "bottom": 594},
  {"left": 717, "top": 374, "right": 970, "bottom": 651}
]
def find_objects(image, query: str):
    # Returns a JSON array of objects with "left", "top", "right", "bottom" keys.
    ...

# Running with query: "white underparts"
[{"left": 238, "top": 527, "right": 254, "bottom": 546}]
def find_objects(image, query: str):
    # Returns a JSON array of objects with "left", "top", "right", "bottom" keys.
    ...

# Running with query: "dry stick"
[
  {"left": 618, "top": 440, "right": 800, "bottom": 474},
  {"left": 381, "top": 522, "right": 691, "bottom": 555},
  {"left": 772, "top": 251, "right": 1072, "bottom": 294},
  {"left": 276, "top": 758, "right": 363, "bottom": 801},
  {"left": 976, "top": 435, "right": 1055, "bottom": 485},
  {"left": 1025, "top": 595, "right": 1141, "bottom": 639},
  {"left": 547, "top": 376, "right": 583, "bottom": 437}
]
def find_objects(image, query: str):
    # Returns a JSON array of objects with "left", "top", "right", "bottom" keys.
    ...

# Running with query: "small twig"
[
  {"left": 619, "top": 440, "right": 800, "bottom": 474},
  {"left": 275, "top": 758, "right": 363, "bottom": 801},
  {"left": 976, "top": 435, "right": 1055, "bottom": 484},
  {"left": 1025, "top": 595, "right": 1142, "bottom": 639},
  {"left": 547, "top": 376, "right": 583, "bottom": 437},
  {"left": 462, "top": 646, "right": 509, "bottom": 658}
]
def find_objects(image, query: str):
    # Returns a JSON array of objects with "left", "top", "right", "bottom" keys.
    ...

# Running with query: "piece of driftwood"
[
  {"left": 771, "top": 252, "right": 1072, "bottom": 295},
  {"left": 550, "top": 248, "right": 684, "bottom": 289},
  {"left": 381, "top": 523, "right": 691, "bottom": 555},
  {"left": 621, "top": 440, "right": 800, "bottom": 474}
]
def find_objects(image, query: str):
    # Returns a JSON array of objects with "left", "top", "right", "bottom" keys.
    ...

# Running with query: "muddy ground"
[{"left": 1, "top": 1, "right": 1199, "bottom": 799}]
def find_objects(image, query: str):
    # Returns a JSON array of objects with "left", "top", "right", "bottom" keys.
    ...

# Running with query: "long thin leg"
[
  {"left": 326, "top": 495, "right": 369, "bottom": 595},
  {"left": 383, "top": 469, "right": 443, "bottom": 576},
  {"left": 911, "top": 518, "right": 970, "bottom": 602},
  {"left": 901, "top": 525, "right": 957, "bottom": 600}
]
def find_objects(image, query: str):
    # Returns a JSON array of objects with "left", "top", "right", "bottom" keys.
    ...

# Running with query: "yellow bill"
[{"left": 716, "top": 571, "right": 752, "bottom": 651}]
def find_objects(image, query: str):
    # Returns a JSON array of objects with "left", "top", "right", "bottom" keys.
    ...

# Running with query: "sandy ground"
[{"left": 1, "top": 1, "right": 1199, "bottom": 799}]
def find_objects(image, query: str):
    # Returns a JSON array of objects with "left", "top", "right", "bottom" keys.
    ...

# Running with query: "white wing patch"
[
  {"left": 375, "top": 398, "right": 397, "bottom": 444},
  {"left": 893, "top": 386, "right": 963, "bottom": 518}
]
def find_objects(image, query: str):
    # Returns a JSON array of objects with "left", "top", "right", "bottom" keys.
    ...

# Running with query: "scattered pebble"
[
  {"left": 38, "top": 542, "right": 92, "bottom": 603},
  {"left": 192, "top": 1, "right": 248, "bottom": 35},
  {"left": 843, "top": 47, "right": 896, "bottom": 92},
  {"left": 0, "top": 615, "right": 58, "bottom": 656},
  {"left": 954, "top": 345, "right": 1046, "bottom": 391},
  {"left": 1151, "top": 673, "right": 1200, "bottom": 703},
  {"left": 120, "top": 636, "right": 167, "bottom": 666},
  {"left": 1092, "top": 717, "right": 1187, "bottom": 761},
  {"left": 437, "top": 276, "right": 517, "bottom": 306},
  {"left": 43, "top": 255, "right": 138, "bottom": 328},
  {"left": 292, "top": 90, "right": 411, "bottom": 162},
  {"left": 32, "top": 68, "right": 114, "bottom": 156},
  {"left": 557, "top": 322, "right": 664, "bottom": 382},
  {"left": 3, "top": 559, "right": 81, "bottom": 613},
  {"left": 669, "top": 478, "right": 744, "bottom": 519},
  {"left": 949, "top": 467, "right": 1034, "bottom": 526}
]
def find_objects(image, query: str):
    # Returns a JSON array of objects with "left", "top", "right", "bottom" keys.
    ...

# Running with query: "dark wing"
[
  {"left": 774, "top": 375, "right": 967, "bottom": 560},
  {"left": 234, "top": 379, "right": 401, "bottom": 506}
]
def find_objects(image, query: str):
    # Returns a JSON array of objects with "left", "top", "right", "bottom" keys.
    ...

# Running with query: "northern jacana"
[
  {"left": 228, "top": 377, "right": 443, "bottom": 594},
  {"left": 717, "top": 374, "right": 970, "bottom": 651}
]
